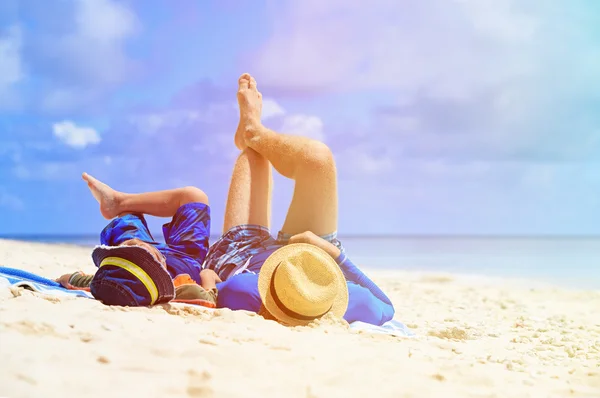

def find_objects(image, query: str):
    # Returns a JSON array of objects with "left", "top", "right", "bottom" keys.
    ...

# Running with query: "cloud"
[
  {"left": 0, "top": 79, "right": 241, "bottom": 186},
  {"left": 12, "top": 156, "right": 111, "bottom": 181},
  {"left": 127, "top": 103, "right": 237, "bottom": 135},
  {"left": 256, "top": 98, "right": 325, "bottom": 140},
  {"left": 128, "top": 111, "right": 201, "bottom": 135},
  {"left": 262, "top": 98, "right": 286, "bottom": 120},
  {"left": 0, "top": 188, "right": 23, "bottom": 210},
  {"left": 88, "top": 89, "right": 242, "bottom": 184},
  {"left": 0, "top": 25, "right": 22, "bottom": 87},
  {"left": 53, "top": 121, "right": 101, "bottom": 149},
  {"left": 19, "top": 0, "right": 140, "bottom": 113},
  {"left": 252, "top": 0, "right": 597, "bottom": 98},
  {"left": 335, "top": 157, "right": 600, "bottom": 234},
  {"left": 50, "top": 0, "right": 138, "bottom": 85},
  {"left": 280, "top": 114, "right": 325, "bottom": 141},
  {"left": 248, "top": 0, "right": 600, "bottom": 164},
  {"left": 368, "top": 91, "right": 600, "bottom": 163},
  {"left": 520, "top": 163, "right": 556, "bottom": 189},
  {"left": 0, "top": 24, "right": 22, "bottom": 106},
  {"left": 338, "top": 147, "right": 394, "bottom": 176},
  {"left": 40, "top": 88, "right": 100, "bottom": 114}
]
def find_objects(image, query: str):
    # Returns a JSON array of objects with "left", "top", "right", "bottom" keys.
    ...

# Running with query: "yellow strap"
[{"left": 99, "top": 256, "right": 159, "bottom": 304}]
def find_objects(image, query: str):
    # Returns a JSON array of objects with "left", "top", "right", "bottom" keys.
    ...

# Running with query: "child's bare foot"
[
  {"left": 82, "top": 172, "right": 123, "bottom": 219},
  {"left": 235, "top": 73, "right": 263, "bottom": 150}
]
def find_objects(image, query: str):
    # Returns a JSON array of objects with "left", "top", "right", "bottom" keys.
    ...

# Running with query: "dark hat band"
[
  {"left": 268, "top": 264, "right": 333, "bottom": 322},
  {"left": 91, "top": 245, "right": 175, "bottom": 307},
  {"left": 99, "top": 256, "right": 159, "bottom": 304}
]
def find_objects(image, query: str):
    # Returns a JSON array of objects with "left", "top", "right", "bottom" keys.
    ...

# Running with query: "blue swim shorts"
[
  {"left": 204, "top": 224, "right": 342, "bottom": 281},
  {"left": 100, "top": 202, "right": 211, "bottom": 285}
]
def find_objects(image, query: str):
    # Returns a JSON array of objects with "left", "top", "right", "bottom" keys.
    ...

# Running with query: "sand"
[{"left": 0, "top": 239, "right": 599, "bottom": 398}]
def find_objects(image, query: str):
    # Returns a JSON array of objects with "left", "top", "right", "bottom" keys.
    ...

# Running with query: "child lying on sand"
[{"left": 56, "top": 174, "right": 220, "bottom": 308}]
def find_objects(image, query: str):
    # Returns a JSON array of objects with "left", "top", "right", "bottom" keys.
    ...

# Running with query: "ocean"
[{"left": 2, "top": 235, "right": 599, "bottom": 289}]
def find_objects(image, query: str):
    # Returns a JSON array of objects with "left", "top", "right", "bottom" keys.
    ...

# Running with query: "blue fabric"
[
  {"left": 0, "top": 266, "right": 61, "bottom": 287},
  {"left": 204, "top": 225, "right": 341, "bottom": 281},
  {"left": 215, "top": 266, "right": 395, "bottom": 326},
  {"left": 91, "top": 268, "right": 144, "bottom": 305},
  {"left": 0, "top": 267, "right": 93, "bottom": 298},
  {"left": 335, "top": 252, "right": 395, "bottom": 318},
  {"left": 211, "top": 225, "right": 394, "bottom": 326},
  {"left": 0, "top": 266, "right": 414, "bottom": 337},
  {"left": 100, "top": 202, "right": 210, "bottom": 284},
  {"left": 204, "top": 225, "right": 279, "bottom": 281}
]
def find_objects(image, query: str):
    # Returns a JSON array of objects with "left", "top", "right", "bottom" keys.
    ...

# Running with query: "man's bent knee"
[{"left": 303, "top": 141, "right": 335, "bottom": 170}]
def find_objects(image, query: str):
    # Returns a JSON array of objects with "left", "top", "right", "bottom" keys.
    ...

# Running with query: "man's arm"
[
  {"left": 333, "top": 251, "right": 393, "bottom": 306},
  {"left": 288, "top": 231, "right": 394, "bottom": 306}
]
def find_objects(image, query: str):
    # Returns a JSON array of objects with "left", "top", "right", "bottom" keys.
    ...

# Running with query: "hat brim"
[
  {"left": 91, "top": 245, "right": 175, "bottom": 305},
  {"left": 257, "top": 243, "right": 349, "bottom": 326}
]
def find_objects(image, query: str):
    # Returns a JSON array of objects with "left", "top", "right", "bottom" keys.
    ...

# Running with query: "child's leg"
[
  {"left": 82, "top": 173, "right": 209, "bottom": 220},
  {"left": 171, "top": 269, "right": 220, "bottom": 307}
]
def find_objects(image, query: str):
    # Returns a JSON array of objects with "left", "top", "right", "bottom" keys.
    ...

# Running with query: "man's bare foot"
[
  {"left": 235, "top": 73, "right": 263, "bottom": 150},
  {"left": 82, "top": 172, "right": 123, "bottom": 219}
]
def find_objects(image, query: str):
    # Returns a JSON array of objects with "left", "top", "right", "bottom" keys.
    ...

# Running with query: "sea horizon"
[
  {"left": 1, "top": 233, "right": 599, "bottom": 290},
  {"left": 2, "top": 233, "right": 600, "bottom": 241}
]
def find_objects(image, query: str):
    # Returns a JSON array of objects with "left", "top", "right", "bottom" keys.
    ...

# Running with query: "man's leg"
[
  {"left": 222, "top": 148, "right": 272, "bottom": 232},
  {"left": 202, "top": 75, "right": 274, "bottom": 283},
  {"left": 237, "top": 73, "right": 338, "bottom": 236},
  {"left": 221, "top": 73, "right": 275, "bottom": 232},
  {"left": 82, "top": 172, "right": 209, "bottom": 219}
]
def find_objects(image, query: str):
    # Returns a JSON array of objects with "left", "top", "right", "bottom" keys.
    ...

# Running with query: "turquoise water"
[
  {"left": 340, "top": 236, "right": 600, "bottom": 289},
  {"left": 3, "top": 235, "right": 599, "bottom": 289}
]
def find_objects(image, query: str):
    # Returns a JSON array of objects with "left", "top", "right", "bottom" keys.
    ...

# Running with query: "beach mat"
[
  {"left": 0, "top": 266, "right": 93, "bottom": 299},
  {"left": 0, "top": 266, "right": 415, "bottom": 337}
]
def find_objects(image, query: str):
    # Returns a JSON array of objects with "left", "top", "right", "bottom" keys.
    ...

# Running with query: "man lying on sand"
[
  {"left": 206, "top": 73, "right": 395, "bottom": 326},
  {"left": 57, "top": 179, "right": 221, "bottom": 307},
  {"left": 55, "top": 73, "right": 394, "bottom": 327}
]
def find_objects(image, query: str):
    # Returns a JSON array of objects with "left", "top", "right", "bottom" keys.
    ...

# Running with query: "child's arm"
[
  {"left": 200, "top": 268, "right": 222, "bottom": 291},
  {"left": 56, "top": 271, "right": 94, "bottom": 291}
]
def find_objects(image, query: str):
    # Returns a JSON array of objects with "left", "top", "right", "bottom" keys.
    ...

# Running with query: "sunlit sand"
[{"left": 1, "top": 239, "right": 598, "bottom": 397}]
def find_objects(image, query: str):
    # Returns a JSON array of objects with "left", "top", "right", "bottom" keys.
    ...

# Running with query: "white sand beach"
[{"left": 0, "top": 239, "right": 598, "bottom": 398}]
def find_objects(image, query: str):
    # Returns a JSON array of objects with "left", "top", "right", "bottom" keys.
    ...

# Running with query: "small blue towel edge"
[{"left": 0, "top": 266, "right": 61, "bottom": 287}]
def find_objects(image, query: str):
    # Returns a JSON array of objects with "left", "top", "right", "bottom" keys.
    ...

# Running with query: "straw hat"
[{"left": 258, "top": 243, "right": 349, "bottom": 326}]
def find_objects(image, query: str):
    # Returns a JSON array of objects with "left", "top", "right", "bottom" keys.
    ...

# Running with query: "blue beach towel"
[
  {"left": 0, "top": 266, "right": 415, "bottom": 337},
  {"left": 0, "top": 266, "right": 92, "bottom": 298}
]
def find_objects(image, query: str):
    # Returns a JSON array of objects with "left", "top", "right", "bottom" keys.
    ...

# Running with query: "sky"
[{"left": 0, "top": 0, "right": 599, "bottom": 236}]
